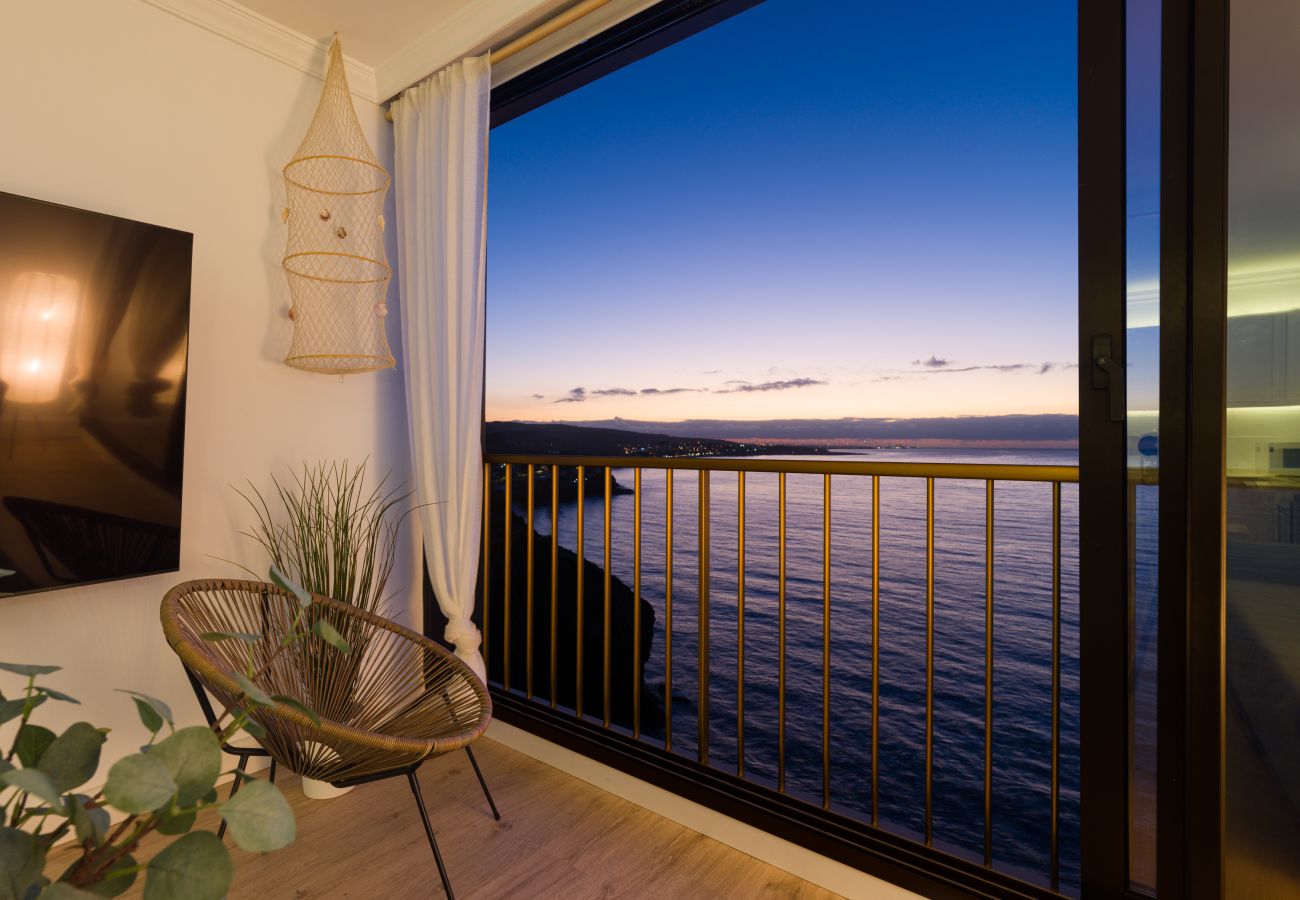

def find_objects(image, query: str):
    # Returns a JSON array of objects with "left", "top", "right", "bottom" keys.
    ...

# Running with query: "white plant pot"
[
  {"left": 300, "top": 741, "right": 354, "bottom": 800},
  {"left": 301, "top": 777, "right": 354, "bottom": 801}
]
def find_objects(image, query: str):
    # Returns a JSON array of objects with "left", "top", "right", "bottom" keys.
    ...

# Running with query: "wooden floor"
[{"left": 68, "top": 737, "right": 842, "bottom": 899}]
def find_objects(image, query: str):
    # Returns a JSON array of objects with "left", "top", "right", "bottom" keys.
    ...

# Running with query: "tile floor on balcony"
[{"left": 65, "top": 736, "right": 840, "bottom": 899}]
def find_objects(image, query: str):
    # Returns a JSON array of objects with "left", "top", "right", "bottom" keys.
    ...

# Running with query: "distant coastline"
[
  {"left": 486, "top": 421, "right": 832, "bottom": 458},
  {"left": 487, "top": 414, "right": 1078, "bottom": 456}
]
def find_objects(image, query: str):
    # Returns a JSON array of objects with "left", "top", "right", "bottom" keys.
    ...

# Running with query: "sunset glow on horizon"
[{"left": 486, "top": 0, "right": 1078, "bottom": 428}]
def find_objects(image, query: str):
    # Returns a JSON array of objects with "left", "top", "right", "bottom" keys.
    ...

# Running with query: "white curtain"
[{"left": 392, "top": 54, "right": 491, "bottom": 682}]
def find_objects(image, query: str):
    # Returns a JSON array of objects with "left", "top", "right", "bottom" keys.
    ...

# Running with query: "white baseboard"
[{"left": 484, "top": 720, "right": 919, "bottom": 900}]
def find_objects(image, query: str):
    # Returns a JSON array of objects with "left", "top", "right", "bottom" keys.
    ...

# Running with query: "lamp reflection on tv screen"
[{"left": 0, "top": 191, "right": 191, "bottom": 596}]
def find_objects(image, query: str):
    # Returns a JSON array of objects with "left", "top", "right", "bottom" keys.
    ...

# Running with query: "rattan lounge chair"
[{"left": 161, "top": 578, "right": 497, "bottom": 898}]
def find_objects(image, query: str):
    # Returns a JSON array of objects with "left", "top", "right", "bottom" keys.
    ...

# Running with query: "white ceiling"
[
  {"left": 235, "top": 0, "right": 478, "bottom": 67},
  {"left": 234, "top": 0, "right": 571, "bottom": 87}
]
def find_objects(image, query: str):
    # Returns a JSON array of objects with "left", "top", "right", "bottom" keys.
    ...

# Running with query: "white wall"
[{"left": 0, "top": 0, "right": 415, "bottom": 783}]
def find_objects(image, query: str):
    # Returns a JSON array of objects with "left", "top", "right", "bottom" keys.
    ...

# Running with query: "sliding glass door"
[{"left": 1224, "top": 1, "right": 1300, "bottom": 895}]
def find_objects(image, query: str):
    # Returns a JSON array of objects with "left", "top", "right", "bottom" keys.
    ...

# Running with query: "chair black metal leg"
[
  {"left": 407, "top": 770, "right": 455, "bottom": 899},
  {"left": 464, "top": 746, "right": 500, "bottom": 821},
  {"left": 268, "top": 759, "right": 277, "bottom": 784},
  {"left": 217, "top": 755, "right": 249, "bottom": 841}
]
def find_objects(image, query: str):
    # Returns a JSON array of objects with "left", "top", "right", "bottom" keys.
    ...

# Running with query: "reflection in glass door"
[
  {"left": 1225, "top": 1, "right": 1300, "bottom": 895},
  {"left": 1126, "top": 0, "right": 1161, "bottom": 892}
]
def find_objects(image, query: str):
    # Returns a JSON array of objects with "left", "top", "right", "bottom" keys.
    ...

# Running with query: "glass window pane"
[
  {"left": 1126, "top": 0, "right": 1160, "bottom": 892},
  {"left": 1226, "top": 1, "right": 1300, "bottom": 895}
]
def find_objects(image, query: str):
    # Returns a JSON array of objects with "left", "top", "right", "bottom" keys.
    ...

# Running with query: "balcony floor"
[{"left": 74, "top": 736, "right": 842, "bottom": 898}]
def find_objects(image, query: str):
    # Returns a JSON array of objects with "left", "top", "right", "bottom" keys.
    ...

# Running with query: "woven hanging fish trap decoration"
[{"left": 282, "top": 37, "right": 394, "bottom": 375}]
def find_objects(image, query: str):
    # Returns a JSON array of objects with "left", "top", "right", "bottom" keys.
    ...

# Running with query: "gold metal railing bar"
[
  {"left": 576, "top": 465, "right": 585, "bottom": 718},
  {"left": 482, "top": 462, "right": 491, "bottom": 676},
  {"left": 925, "top": 476, "right": 935, "bottom": 847},
  {"left": 698, "top": 469, "right": 711, "bottom": 766},
  {"left": 984, "top": 479, "right": 994, "bottom": 867},
  {"left": 550, "top": 465, "right": 559, "bottom": 709},
  {"left": 736, "top": 471, "right": 746, "bottom": 779},
  {"left": 503, "top": 463, "right": 513, "bottom": 692},
  {"left": 480, "top": 451, "right": 1083, "bottom": 885},
  {"left": 822, "top": 474, "right": 832, "bottom": 810},
  {"left": 1051, "top": 481, "right": 1062, "bottom": 892},
  {"left": 664, "top": 469, "right": 674, "bottom": 752},
  {"left": 484, "top": 453, "right": 1078, "bottom": 484},
  {"left": 526, "top": 464, "right": 535, "bottom": 699},
  {"left": 871, "top": 474, "right": 880, "bottom": 827},
  {"left": 633, "top": 468, "right": 642, "bottom": 739},
  {"left": 604, "top": 466, "right": 613, "bottom": 729},
  {"left": 778, "top": 471, "right": 787, "bottom": 793}
]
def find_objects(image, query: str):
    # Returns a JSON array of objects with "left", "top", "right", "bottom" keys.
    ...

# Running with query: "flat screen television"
[{"left": 0, "top": 191, "right": 191, "bottom": 596}]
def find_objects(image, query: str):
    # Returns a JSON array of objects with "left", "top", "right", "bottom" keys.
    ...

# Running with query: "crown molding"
[
  {"left": 136, "top": 0, "right": 379, "bottom": 103},
  {"left": 374, "top": 0, "right": 565, "bottom": 102}
]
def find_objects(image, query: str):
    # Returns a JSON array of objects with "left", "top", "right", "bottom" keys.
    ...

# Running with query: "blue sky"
[{"left": 486, "top": 0, "right": 1078, "bottom": 423}]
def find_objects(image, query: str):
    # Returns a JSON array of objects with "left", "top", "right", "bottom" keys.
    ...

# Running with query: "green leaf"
[
  {"left": 0, "top": 769, "right": 62, "bottom": 807},
  {"left": 39, "top": 884, "right": 101, "bottom": 899},
  {"left": 156, "top": 808, "right": 196, "bottom": 836},
  {"left": 31, "top": 687, "right": 78, "bottom": 705},
  {"left": 103, "top": 753, "right": 175, "bottom": 814},
  {"left": 14, "top": 725, "right": 55, "bottom": 769},
  {"left": 0, "top": 759, "right": 12, "bottom": 778},
  {"left": 37, "top": 723, "right": 105, "bottom": 793},
  {"left": 67, "top": 795, "right": 109, "bottom": 847},
  {"left": 115, "top": 691, "right": 173, "bottom": 729},
  {"left": 269, "top": 566, "right": 312, "bottom": 609},
  {"left": 132, "top": 698, "right": 163, "bottom": 734},
  {"left": 0, "top": 662, "right": 60, "bottom": 677},
  {"left": 311, "top": 619, "right": 350, "bottom": 655},
  {"left": 142, "top": 832, "right": 232, "bottom": 900},
  {"left": 218, "top": 780, "right": 295, "bottom": 852},
  {"left": 147, "top": 728, "right": 221, "bottom": 807},
  {"left": 0, "top": 568, "right": 14, "bottom": 578},
  {"left": 0, "top": 827, "right": 45, "bottom": 900},
  {"left": 57, "top": 855, "right": 137, "bottom": 897},
  {"left": 270, "top": 695, "right": 321, "bottom": 728},
  {"left": 0, "top": 694, "right": 45, "bottom": 727},
  {"left": 232, "top": 673, "right": 273, "bottom": 708},
  {"left": 197, "top": 632, "right": 262, "bottom": 645},
  {"left": 239, "top": 718, "right": 267, "bottom": 740}
]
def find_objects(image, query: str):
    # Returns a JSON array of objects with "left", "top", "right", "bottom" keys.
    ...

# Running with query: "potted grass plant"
[{"left": 230, "top": 460, "right": 417, "bottom": 800}]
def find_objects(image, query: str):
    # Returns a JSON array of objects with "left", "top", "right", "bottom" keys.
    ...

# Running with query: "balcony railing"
[{"left": 477, "top": 452, "right": 1080, "bottom": 897}]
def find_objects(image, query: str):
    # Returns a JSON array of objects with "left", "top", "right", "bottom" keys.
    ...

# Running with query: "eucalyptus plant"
[{"left": 0, "top": 568, "right": 348, "bottom": 899}]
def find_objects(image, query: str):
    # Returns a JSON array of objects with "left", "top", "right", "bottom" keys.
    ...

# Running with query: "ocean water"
[{"left": 526, "top": 448, "right": 1083, "bottom": 891}]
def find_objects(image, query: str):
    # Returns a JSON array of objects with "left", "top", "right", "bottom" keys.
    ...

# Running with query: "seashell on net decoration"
[{"left": 281, "top": 36, "right": 395, "bottom": 375}]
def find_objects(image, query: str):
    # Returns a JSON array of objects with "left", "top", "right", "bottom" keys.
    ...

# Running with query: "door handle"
[{"left": 1091, "top": 333, "right": 1124, "bottom": 423}]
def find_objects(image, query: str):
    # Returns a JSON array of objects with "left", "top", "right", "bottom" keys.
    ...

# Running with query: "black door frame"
[
  {"left": 1080, "top": 0, "right": 1232, "bottom": 896},
  {"left": 1158, "top": 0, "right": 1229, "bottom": 897},
  {"left": 1078, "top": 0, "right": 1132, "bottom": 895}
]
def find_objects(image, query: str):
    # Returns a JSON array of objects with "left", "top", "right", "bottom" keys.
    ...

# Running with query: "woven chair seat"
[{"left": 162, "top": 578, "right": 490, "bottom": 784}]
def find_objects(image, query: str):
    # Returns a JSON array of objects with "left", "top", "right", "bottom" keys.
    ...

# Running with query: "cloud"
[
  {"left": 554, "top": 387, "right": 586, "bottom": 403},
  {"left": 907, "top": 360, "right": 1072, "bottom": 375},
  {"left": 554, "top": 379, "right": 832, "bottom": 400},
  {"left": 531, "top": 393, "right": 545, "bottom": 400},
  {"left": 717, "top": 377, "right": 827, "bottom": 394},
  {"left": 913, "top": 356, "right": 951, "bottom": 368}
]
